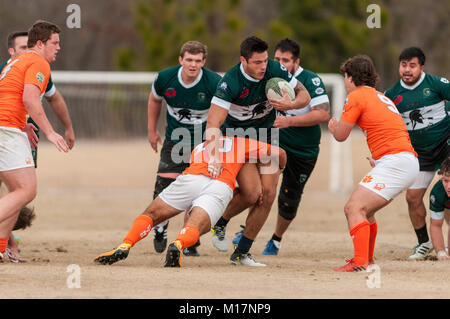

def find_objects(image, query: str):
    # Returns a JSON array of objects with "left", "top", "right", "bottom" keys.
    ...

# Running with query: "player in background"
[
  {"left": 328, "top": 55, "right": 419, "bottom": 272},
  {"left": 0, "top": 31, "right": 75, "bottom": 262},
  {"left": 232, "top": 38, "right": 330, "bottom": 255},
  {"left": 0, "top": 20, "right": 70, "bottom": 262},
  {"left": 428, "top": 157, "right": 450, "bottom": 261},
  {"left": 147, "top": 41, "right": 221, "bottom": 256},
  {"left": 385, "top": 47, "right": 450, "bottom": 260},
  {"left": 206, "top": 36, "right": 310, "bottom": 266},
  {"left": 94, "top": 137, "right": 286, "bottom": 267}
]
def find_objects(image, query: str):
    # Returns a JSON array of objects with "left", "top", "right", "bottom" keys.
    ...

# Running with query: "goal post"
[{"left": 51, "top": 71, "right": 352, "bottom": 194}]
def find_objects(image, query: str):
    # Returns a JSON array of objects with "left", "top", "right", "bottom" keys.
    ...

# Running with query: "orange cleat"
[{"left": 333, "top": 259, "right": 369, "bottom": 272}]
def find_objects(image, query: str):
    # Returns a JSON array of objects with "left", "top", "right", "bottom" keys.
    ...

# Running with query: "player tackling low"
[
  {"left": 94, "top": 137, "right": 286, "bottom": 267},
  {"left": 328, "top": 55, "right": 419, "bottom": 272}
]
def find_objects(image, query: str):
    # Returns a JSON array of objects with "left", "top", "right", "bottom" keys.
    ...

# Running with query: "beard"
[{"left": 401, "top": 73, "right": 421, "bottom": 85}]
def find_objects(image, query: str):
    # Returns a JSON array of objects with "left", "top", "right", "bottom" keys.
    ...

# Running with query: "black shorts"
[
  {"left": 279, "top": 151, "right": 318, "bottom": 198},
  {"left": 156, "top": 139, "right": 192, "bottom": 174},
  {"left": 416, "top": 133, "right": 449, "bottom": 171}
]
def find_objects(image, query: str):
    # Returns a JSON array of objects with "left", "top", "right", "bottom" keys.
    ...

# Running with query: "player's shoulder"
[
  {"left": 202, "top": 67, "right": 222, "bottom": 82},
  {"left": 425, "top": 72, "right": 449, "bottom": 85},
  {"left": 157, "top": 65, "right": 180, "bottom": 78},
  {"left": 267, "top": 58, "right": 288, "bottom": 74},
  {"left": 297, "top": 67, "right": 326, "bottom": 88},
  {"left": 384, "top": 80, "right": 402, "bottom": 97}
]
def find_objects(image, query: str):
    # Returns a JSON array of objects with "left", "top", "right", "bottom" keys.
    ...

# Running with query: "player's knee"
[
  {"left": 405, "top": 191, "right": 424, "bottom": 207},
  {"left": 153, "top": 176, "right": 175, "bottom": 199},
  {"left": 261, "top": 187, "right": 277, "bottom": 206},
  {"left": 278, "top": 192, "right": 301, "bottom": 221}
]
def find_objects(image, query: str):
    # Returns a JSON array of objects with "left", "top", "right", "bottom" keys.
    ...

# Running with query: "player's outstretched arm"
[
  {"left": 204, "top": 104, "right": 229, "bottom": 178},
  {"left": 23, "top": 84, "right": 69, "bottom": 153},
  {"left": 46, "top": 90, "right": 75, "bottom": 149}
]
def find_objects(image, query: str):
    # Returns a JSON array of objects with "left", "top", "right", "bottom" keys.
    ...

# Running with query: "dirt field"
[{"left": 1, "top": 132, "right": 449, "bottom": 299}]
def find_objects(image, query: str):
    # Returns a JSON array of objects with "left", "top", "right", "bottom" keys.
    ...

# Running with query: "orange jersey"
[
  {"left": 0, "top": 51, "right": 50, "bottom": 129},
  {"left": 340, "top": 86, "right": 417, "bottom": 160},
  {"left": 183, "top": 137, "right": 272, "bottom": 190}
]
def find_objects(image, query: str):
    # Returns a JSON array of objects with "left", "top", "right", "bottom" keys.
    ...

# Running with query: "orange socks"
[
  {"left": 174, "top": 226, "right": 200, "bottom": 250},
  {"left": 350, "top": 220, "right": 371, "bottom": 265},
  {"left": 369, "top": 220, "right": 378, "bottom": 261},
  {"left": 123, "top": 215, "right": 154, "bottom": 247},
  {"left": 0, "top": 238, "right": 7, "bottom": 254}
]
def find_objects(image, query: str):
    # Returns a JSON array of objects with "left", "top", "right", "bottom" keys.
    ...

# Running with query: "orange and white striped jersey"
[
  {"left": 183, "top": 137, "right": 272, "bottom": 190},
  {"left": 340, "top": 86, "right": 417, "bottom": 160},
  {"left": 0, "top": 51, "right": 50, "bottom": 129}
]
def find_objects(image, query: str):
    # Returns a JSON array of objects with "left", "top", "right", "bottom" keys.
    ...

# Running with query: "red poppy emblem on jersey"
[
  {"left": 393, "top": 95, "right": 402, "bottom": 105},
  {"left": 165, "top": 89, "right": 176, "bottom": 97},
  {"left": 240, "top": 88, "right": 249, "bottom": 98}
]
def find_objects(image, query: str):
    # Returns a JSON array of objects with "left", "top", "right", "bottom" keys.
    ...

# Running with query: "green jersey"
[
  {"left": 429, "top": 180, "right": 450, "bottom": 217},
  {"left": 212, "top": 59, "right": 297, "bottom": 131},
  {"left": 385, "top": 72, "right": 450, "bottom": 151},
  {"left": 277, "top": 66, "right": 329, "bottom": 158},
  {"left": 152, "top": 65, "right": 221, "bottom": 146}
]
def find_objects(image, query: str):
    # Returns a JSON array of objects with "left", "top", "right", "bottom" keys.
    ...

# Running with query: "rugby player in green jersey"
[
  {"left": 147, "top": 41, "right": 221, "bottom": 256},
  {"left": 429, "top": 157, "right": 450, "bottom": 261},
  {"left": 0, "top": 30, "right": 74, "bottom": 262},
  {"left": 206, "top": 36, "right": 311, "bottom": 266},
  {"left": 385, "top": 47, "right": 450, "bottom": 260}
]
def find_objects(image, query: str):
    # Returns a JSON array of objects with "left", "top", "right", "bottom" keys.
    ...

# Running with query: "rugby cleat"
[
  {"left": 153, "top": 222, "right": 169, "bottom": 253},
  {"left": 232, "top": 225, "right": 245, "bottom": 245},
  {"left": 408, "top": 240, "right": 433, "bottom": 260},
  {"left": 182, "top": 240, "right": 200, "bottom": 257},
  {"left": 94, "top": 243, "right": 131, "bottom": 265},
  {"left": 211, "top": 225, "right": 228, "bottom": 252},
  {"left": 164, "top": 242, "right": 182, "bottom": 267},
  {"left": 230, "top": 250, "right": 266, "bottom": 267},
  {"left": 333, "top": 259, "right": 368, "bottom": 272},
  {"left": 261, "top": 239, "right": 281, "bottom": 255}
]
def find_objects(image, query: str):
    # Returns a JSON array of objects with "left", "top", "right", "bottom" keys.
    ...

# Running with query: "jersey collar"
[
  {"left": 400, "top": 71, "right": 425, "bottom": 90},
  {"left": 293, "top": 66, "right": 304, "bottom": 78},
  {"left": 178, "top": 66, "right": 203, "bottom": 88},
  {"left": 240, "top": 63, "right": 260, "bottom": 82}
]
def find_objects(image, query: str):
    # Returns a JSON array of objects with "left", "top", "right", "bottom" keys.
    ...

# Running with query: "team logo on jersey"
[
  {"left": 423, "top": 88, "right": 431, "bottom": 96},
  {"left": 239, "top": 88, "right": 249, "bottom": 98},
  {"left": 374, "top": 183, "right": 385, "bottom": 191},
  {"left": 393, "top": 95, "right": 403, "bottom": 105},
  {"left": 315, "top": 87, "right": 324, "bottom": 95},
  {"left": 36, "top": 72, "right": 45, "bottom": 83},
  {"left": 177, "top": 109, "right": 192, "bottom": 121},
  {"left": 408, "top": 109, "right": 433, "bottom": 130},
  {"left": 311, "top": 77, "right": 321, "bottom": 86},
  {"left": 219, "top": 82, "right": 228, "bottom": 91},
  {"left": 441, "top": 77, "right": 449, "bottom": 84},
  {"left": 198, "top": 92, "right": 206, "bottom": 102},
  {"left": 165, "top": 88, "right": 176, "bottom": 97}
]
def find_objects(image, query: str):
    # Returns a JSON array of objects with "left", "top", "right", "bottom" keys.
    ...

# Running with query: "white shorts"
[
  {"left": 430, "top": 210, "right": 444, "bottom": 221},
  {"left": 158, "top": 174, "right": 233, "bottom": 226},
  {"left": 0, "top": 126, "right": 34, "bottom": 172},
  {"left": 359, "top": 152, "right": 419, "bottom": 201},
  {"left": 408, "top": 170, "right": 436, "bottom": 190}
]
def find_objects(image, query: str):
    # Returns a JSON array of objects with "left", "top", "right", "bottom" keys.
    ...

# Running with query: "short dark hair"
[
  {"left": 399, "top": 47, "right": 426, "bottom": 66},
  {"left": 27, "top": 20, "right": 61, "bottom": 48},
  {"left": 438, "top": 157, "right": 450, "bottom": 176},
  {"left": 7, "top": 31, "right": 28, "bottom": 49},
  {"left": 274, "top": 38, "right": 300, "bottom": 60},
  {"left": 340, "top": 55, "right": 379, "bottom": 88},
  {"left": 240, "top": 36, "right": 268, "bottom": 61}
]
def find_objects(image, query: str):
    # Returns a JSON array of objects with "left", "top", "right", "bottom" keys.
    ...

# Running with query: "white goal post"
[{"left": 51, "top": 71, "right": 352, "bottom": 194}]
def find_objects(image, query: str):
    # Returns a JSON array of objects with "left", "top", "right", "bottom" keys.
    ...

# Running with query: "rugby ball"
[{"left": 265, "top": 77, "right": 295, "bottom": 100}]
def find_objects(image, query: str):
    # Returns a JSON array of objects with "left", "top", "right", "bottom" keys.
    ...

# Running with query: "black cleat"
[
  {"left": 182, "top": 240, "right": 200, "bottom": 257},
  {"left": 153, "top": 222, "right": 168, "bottom": 253},
  {"left": 164, "top": 242, "right": 182, "bottom": 267},
  {"left": 94, "top": 243, "right": 131, "bottom": 265}
]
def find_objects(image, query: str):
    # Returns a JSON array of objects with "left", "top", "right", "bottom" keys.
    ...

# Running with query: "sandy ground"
[{"left": 1, "top": 132, "right": 449, "bottom": 300}]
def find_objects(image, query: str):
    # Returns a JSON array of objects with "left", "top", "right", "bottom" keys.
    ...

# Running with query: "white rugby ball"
[{"left": 265, "top": 77, "right": 295, "bottom": 100}]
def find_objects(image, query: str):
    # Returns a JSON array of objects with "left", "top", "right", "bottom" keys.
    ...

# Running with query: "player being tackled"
[{"left": 94, "top": 136, "right": 286, "bottom": 267}]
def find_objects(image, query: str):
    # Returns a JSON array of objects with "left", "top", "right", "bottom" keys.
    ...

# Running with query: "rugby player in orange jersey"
[
  {"left": 328, "top": 55, "right": 419, "bottom": 272},
  {"left": 0, "top": 20, "right": 69, "bottom": 262},
  {"left": 94, "top": 137, "right": 286, "bottom": 267}
]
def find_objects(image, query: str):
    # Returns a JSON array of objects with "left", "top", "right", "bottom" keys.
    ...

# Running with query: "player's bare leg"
[
  {"left": 94, "top": 197, "right": 182, "bottom": 265},
  {"left": 406, "top": 188, "right": 433, "bottom": 259},
  {"left": 165, "top": 207, "right": 211, "bottom": 267},
  {"left": 334, "top": 185, "right": 390, "bottom": 272},
  {"left": 211, "top": 163, "right": 261, "bottom": 251}
]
